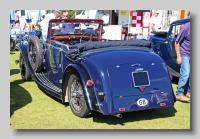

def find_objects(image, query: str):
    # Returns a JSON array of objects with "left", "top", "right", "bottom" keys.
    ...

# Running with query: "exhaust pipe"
[{"left": 112, "top": 114, "right": 122, "bottom": 118}]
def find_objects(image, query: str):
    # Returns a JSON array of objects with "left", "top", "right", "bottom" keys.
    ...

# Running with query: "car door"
[
  {"left": 48, "top": 40, "right": 63, "bottom": 88},
  {"left": 164, "top": 23, "right": 183, "bottom": 73}
]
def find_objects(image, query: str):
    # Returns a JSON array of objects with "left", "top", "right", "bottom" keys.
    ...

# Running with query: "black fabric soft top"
[{"left": 77, "top": 40, "right": 152, "bottom": 52}]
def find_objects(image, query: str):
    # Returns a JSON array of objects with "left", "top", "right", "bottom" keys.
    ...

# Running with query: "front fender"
[
  {"left": 17, "top": 44, "right": 35, "bottom": 76},
  {"left": 62, "top": 64, "right": 100, "bottom": 112},
  {"left": 18, "top": 44, "right": 28, "bottom": 57}
]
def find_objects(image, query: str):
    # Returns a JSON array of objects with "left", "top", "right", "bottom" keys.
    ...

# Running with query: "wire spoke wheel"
[
  {"left": 28, "top": 42, "right": 37, "bottom": 70},
  {"left": 70, "top": 79, "right": 84, "bottom": 112},
  {"left": 68, "top": 74, "right": 90, "bottom": 118}
]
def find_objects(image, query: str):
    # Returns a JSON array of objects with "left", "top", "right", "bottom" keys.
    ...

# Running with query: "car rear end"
[{"left": 81, "top": 46, "right": 175, "bottom": 116}]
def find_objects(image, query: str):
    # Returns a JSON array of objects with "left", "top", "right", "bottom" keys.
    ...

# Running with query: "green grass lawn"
[{"left": 10, "top": 51, "right": 190, "bottom": 129}]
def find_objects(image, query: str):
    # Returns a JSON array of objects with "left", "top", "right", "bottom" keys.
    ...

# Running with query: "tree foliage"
[
  {"left": 60, "top": 10, "right": 82, "bottom": 18},
  {"left": 46, "top": 10, "right": 82, "bottom": 19}
]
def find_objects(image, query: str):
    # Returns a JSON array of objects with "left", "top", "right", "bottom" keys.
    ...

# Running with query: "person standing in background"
[
  {"left": 21, "top": 22, "right": 29, "bottom": 33},
  {"left": 14, "top": 11, "right": 20, "bottom": 27},
  {"left": 59, "top": 12, "right": 75, "bottom": 34},
  {"left": 35, "top": 24, "right": 42, "bottom": 39},
  {"left": 41, "top": 10, "right": 61, "bottom": 41},
  {"left": 175, "top": 21, "right": 190, "bottom": 102},
  {"left": 29, "top": 22, "right": 35, "bottom": 31},
  {"left": 150, "top": 10, "right": 162, "bottom": 34}
]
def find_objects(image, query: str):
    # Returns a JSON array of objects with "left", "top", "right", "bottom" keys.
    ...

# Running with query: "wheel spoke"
[
  {"left": 70, "top": 78, "right": 84, "bottom": 112},
  {"left": 29, "top": 42, "right": 37, "bottom": 69}
]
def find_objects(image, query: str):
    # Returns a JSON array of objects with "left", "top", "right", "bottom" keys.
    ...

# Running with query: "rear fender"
[
  {"left": 62, "top": 64, "right": 100, "bottom": 112},
  {"left": 17, "top": 44, "right": 35, "bottom": 75}
]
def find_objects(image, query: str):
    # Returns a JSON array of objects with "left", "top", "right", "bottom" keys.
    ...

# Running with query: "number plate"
[{"left": 132, "top": 71, "right": 150, "bottom": 87}]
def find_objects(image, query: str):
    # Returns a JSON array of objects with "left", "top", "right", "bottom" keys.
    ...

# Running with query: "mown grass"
[{"left": 10, "top": 51, "right": 190, "bottom": 129}]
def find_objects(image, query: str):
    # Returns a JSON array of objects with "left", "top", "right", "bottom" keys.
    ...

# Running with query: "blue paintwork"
[
  {"left": 18, "top": 44, "right": 62, "bottom": 99},
  {"left": 171, "top": 18, "right": 190, "bottom": 25},
  {"left": 79, "top": 47, "right": 174, "bottom": 114},
  {"left": 150, "top": 18, "right": 190, "bottom": 77},
  {"left": 17, "top": 19, "right": 175, "bottom": 117}
]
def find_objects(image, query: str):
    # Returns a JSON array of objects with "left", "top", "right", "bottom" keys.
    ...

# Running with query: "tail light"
[
  {"left": 87, "top": 80, "right": 93, "bottom": 86},
  {"left": 160, "top": 102, "right": 166, "bottom": 107},
  {"left": 119, "top": 108, "right": 125, "bottom": 112}
]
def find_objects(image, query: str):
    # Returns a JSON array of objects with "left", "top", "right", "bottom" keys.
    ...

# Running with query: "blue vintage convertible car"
[
  {"left": 16, "top": 19, "right": 176, "bottom": 118},
  {"left": 149, "top": 18, "right": 190, "bottom": 77}
]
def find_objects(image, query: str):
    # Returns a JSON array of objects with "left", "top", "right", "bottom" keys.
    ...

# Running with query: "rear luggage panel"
[
  {"left": 107, "top": 62, "right": 171, "bottom": 97},
  {"left": 107, "top": 62, "right": 174, "bottom": 113}
]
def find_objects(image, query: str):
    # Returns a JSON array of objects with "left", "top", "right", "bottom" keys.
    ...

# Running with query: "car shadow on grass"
[
  {"left": 10, "top": 79, "right": 32, "bottom": 118},
  {"left": 30, "top": 80, "right": 178, "bottom": 126},
  {"left": 89, "top": 107, "right": 177, "bottom": 126},
  {"left": 37, "top": 86, "right": 177, "bottom": 125},
  {"left": 10, "top": 69, "right": 20, "bottom": 76}
]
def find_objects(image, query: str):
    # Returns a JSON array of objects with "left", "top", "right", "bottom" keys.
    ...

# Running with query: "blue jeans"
[{"left": 176, "top": 56, "right": 190, "bottom": 96}]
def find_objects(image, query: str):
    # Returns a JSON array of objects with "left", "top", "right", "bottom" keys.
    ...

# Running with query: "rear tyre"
[
  {"left": 19, "top": 53, "right": 32, "bottom": 81},
  {"left": 68, "top": 74, "right": 90, "bottom": 118}
]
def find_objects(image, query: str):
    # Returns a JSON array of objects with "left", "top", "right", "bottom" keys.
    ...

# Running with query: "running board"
[{"left": 34, "top": 73, "right": 62, "bottom": 93}]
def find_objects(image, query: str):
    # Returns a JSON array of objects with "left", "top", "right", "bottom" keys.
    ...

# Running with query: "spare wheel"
[{"left": 27, "top": 36, "right": 43, "bottom": 72}]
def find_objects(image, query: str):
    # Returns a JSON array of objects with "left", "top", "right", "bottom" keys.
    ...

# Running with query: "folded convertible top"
[{"left": 77, "top": 40, "right": 152, "bottom": 52}]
